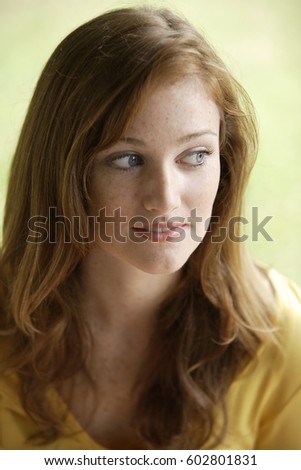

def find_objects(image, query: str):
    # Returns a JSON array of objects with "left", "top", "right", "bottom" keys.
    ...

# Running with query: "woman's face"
[{"left": 89, "top": 76, "right": 220, "bottom": 274}]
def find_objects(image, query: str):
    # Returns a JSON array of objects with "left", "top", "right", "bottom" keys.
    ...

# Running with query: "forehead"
[{"left": 124, "top": 76, "right": 220, "bottom": 140}]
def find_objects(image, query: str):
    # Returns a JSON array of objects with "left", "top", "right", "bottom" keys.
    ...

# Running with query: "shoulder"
[
  {"left": 0, "top": 336, "right": 101, "bottom": 449},
  {"left": 0, "top": 336, "right": 33, "bottom": 449},
  {"left": 239, "top": 267, "right": 301, "bottom": 389},
  {"left": 269, "top": 268, "right": 301, "bottom": 317},
  {"left": 267, "top": 266, "right": 301, "bottom": 309},
  {"left": 251, "top": 268, "right": 301, "bottom": 402},
  {"left": 268, "top": 269, "right": 301, "bottom": 370},
  {"left": 224, "top": 270, "right": 301, "bottom": 449},
  {"left": 0, "top": 336, "right": 53, "bottom": 450},
  {"left": 255, "top": 271, "right": 301, "bottom": 449}
]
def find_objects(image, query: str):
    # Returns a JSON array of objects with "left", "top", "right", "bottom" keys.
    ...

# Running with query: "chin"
[
  {"left": 136, "top": 261, "right": 184, "bottom": 276},
  {"left": 128, "top": 245, "right": 199, "bottom": 275}
]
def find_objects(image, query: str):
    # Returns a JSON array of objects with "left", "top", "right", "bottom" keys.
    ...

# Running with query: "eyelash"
[
  {"left": 180, "top": 150, "right": 211, "bottom": 168},
  {"left": 110, "top": 153, "right": 143, "bottom": 172},
  {"left": 109, "top": 149, "right": 213, "bottom": 172}
]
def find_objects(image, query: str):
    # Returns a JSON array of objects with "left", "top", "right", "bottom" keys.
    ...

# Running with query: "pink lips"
[{"left": 131, "top": 222, "right": 188, "bottom": 242}]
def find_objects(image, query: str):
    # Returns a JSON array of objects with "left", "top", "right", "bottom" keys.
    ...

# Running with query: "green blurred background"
[{"left": 1, "top": 0, "right": 300, "bottom": 284}]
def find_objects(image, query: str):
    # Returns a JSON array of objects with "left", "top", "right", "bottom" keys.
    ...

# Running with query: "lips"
[
  {"left": 131, "top": 222, "right": 188, "bottom": 241},
  {"left": 134, "top": 227, "right": 169, "bottom": 233}
]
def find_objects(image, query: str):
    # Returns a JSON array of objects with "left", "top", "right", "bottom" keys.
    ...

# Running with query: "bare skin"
[
  {"left": 59, "top": 76, "right": 221, "bottom": 449},
  {"left": 60, "top": 253, "right": 179, "bottom": 449}
]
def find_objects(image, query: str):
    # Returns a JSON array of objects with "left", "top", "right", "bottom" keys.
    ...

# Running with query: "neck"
[{"left": 79, "top": 247, "right": 181, "bottom": 329}]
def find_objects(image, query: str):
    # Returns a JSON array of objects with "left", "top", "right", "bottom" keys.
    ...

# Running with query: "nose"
[{"left": 142, "top": 164, "right": 181, "bottom": 215}]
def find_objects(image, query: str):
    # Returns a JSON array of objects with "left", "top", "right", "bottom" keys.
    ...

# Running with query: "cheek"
[
  {"left": 89, "top": 172, "right": 117, "bottom": 208},
  {"left": 190, "top": 170, "right": 220, "bottom": 239},
  {"left": 89, "top": 178, "right": 135, "bottom": 219},
  {"left": 187, "top": 163, "right": 221, "bottom": 212}
]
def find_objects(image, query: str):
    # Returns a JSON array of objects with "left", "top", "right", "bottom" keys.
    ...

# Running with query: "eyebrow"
[{"left": 119, "top": 130, "right": 218, "bottom": 146}]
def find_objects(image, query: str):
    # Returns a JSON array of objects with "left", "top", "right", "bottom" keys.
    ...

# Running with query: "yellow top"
[{"left": 1, "top": 270, "right": 301, "bottom": 450}]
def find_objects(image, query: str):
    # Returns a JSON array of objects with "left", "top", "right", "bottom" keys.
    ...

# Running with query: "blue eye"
[
  {"left": 111, "top": 153, "right": 143, "bottom": 170},
  {"left": 180, "top": 151, "right": 207, "bottom": 166}
]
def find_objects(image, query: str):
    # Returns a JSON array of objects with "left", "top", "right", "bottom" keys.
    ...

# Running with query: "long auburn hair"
[{"left": 0, "top": 7, "right": 276, "bottom": 448}]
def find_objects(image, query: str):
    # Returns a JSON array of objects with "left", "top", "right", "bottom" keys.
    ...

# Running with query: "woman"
[{"left": 0, "top": 7, "right": 300, "bottom": 450}]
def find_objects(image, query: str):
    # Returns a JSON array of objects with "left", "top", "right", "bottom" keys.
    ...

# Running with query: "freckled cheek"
[
  {"left": 205, "top": 158, "right": 221, "bottom": 198},
  {"left": 186, "top": 168, "right": 220, "bottom": 214},
  {"left": 89, "top": 181, "right": 136, "bottom": 218}
]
